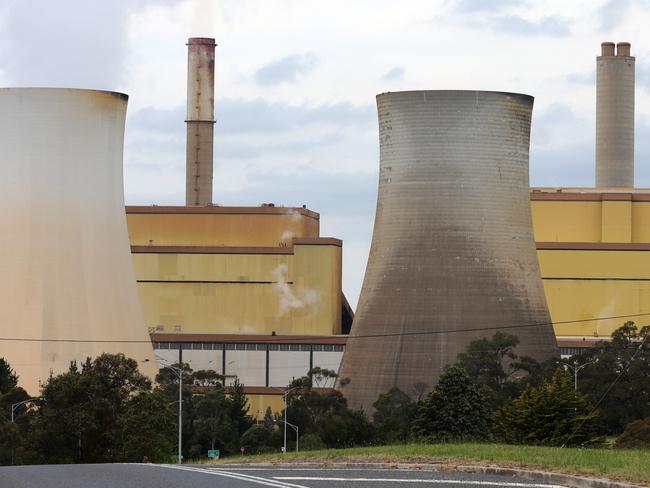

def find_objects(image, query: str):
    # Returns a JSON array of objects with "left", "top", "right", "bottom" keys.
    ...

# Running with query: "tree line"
[{"left": 2, "top": 321, "right": 650, "bottom": 464}]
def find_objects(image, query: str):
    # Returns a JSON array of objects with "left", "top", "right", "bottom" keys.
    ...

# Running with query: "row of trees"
[
  {"left": 242, "top": 322, "right": 650, "bottom": 451},
  {"left": 0, "top": 354, "right": 253, "bottom": 464},
  {"left": 2, "top": 321, "right": 649, "bottom": 463}
]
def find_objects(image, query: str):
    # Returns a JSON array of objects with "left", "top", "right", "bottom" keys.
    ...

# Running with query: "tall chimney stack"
[
  {"left": 596, "top": 41, "right": 635, "bottom": 188},
  {"left": 186, "top": 37, "right": 216, "bottom": 206}
]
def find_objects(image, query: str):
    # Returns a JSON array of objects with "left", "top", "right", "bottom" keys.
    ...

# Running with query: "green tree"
[
  {"left": 229, "top": 379, "right": 254, "bottom": 436},
  {"left": 309, "top": 367, "right": 338, "bottom": 388},
  {"left": 282, "top": 376, "right": 375, "bottom": 448},
  {"left": 372, "top": 387, "right": 416, "bottom": 444},
  {"left": 0, "top": 357, "right": 30, "bottom": 465},
  {"left": 192, "top": 370, "right": 223, "bottom": 387},
  {"left": 26, "top": 354, "right": 153, "bottom": 463},
  {"left": 573, "top": 321, "right": 650, "bottom": 434},
  {"left": 0, "top": 411, "right": 21, "bottom": 465},
  {"left": 116, "top": 391, "right": 175, "bottom": 462},
  {"left": 0, "top": 358, "right": 18, "bottom": 394},
  {"left": 412, "top": 366, "right": 491, "bottom": 442},
  {"left": 456, "top": 333, "right": 556, "bottom": 408},
  {"left": 493, "top": 369, "right": 603, "bottom": 447},
  {"left": 191, "top": 389, "right": 237, "bottom": 455},
  {"left": 154, "top": 362, "right": 196, "bottom": 461},
  {"left": 263, "top": 406, "right": 275, "bottom": 427}
]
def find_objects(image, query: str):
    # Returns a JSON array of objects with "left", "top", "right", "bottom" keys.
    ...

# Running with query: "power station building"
[
  {"left": 121, "top": 40, "right": 650, "bottom": 415},
  {"left": 2, "top": 38, "right": 644, "bottom": 411}
]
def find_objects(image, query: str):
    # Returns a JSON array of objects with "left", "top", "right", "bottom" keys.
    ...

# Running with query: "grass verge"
[{"left": 210, "top": 443, "right": 650, "bottom": 485}]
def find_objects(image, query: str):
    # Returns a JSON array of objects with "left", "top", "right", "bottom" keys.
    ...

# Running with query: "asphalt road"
[{"left": 0, "top": 464, "right": 570, "bottom": 488}]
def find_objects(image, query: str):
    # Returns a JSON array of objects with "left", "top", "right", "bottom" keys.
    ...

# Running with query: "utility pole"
[{"left": 178, "top": 348, "right": 183, "bottom": 465}]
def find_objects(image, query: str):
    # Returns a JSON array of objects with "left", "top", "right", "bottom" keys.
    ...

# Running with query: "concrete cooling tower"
[
  {"left": 0, "top": 88, "right": 157, "bottom": 394},
  {"left": 337, "top": 90, "right": 559, "bottom": 412}
]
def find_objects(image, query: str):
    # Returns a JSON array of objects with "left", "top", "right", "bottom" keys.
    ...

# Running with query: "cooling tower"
[
  {"left": 337, "top": 90, "right": 558, "bottom": 412},
  {"left": 186, "top": 37, "right": 216, "bottom": 206},
  {"left": 0, "top": 88, "right": 157, "bottom": 394},
  {"left": 596, "top": 42, "right": 635, "bottom": 188}
]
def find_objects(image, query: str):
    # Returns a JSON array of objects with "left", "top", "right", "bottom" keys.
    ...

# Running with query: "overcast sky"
[{"left": 1, "top": 0, "right": 649, "bottom": 308}]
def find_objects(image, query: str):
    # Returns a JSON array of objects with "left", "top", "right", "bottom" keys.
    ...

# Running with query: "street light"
[
  {"left": 10, "top": 397, "right": 41, "bottom": 465},
  {"left": 145, "top": 357, "right": 184, "bottom": 464},
  {"left": 565, "top": 358, "right": 598, "bottom": 391},
  {"left": 277, "top": 419, "right": 299, "bottom": 452},
  {"left": 11, "top": 398, "right": 41, "bottom": 423},
  {"left": 282, "top": 386, "right": 300, "bottom": 454}
]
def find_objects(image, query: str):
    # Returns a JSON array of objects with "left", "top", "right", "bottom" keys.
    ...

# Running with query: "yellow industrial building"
[
  {"left": 127, "top": 205, "right": 345, "bottom": 336},
  {"left": 532, "top": 188, "right": 650, "bottom": 350},
  {"left": 126, "top": 192, "right": 650, "bottom": 351},
  {"left": 126, "top": 205, "right": 349, "bottom": 416}
]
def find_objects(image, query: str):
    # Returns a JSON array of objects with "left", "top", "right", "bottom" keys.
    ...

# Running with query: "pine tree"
[
  {"left": 493, "top": 369, "right": 603, "bottom": 447},
  {"left": 229, "top": 379, "right": 254, "bottom": 436}
]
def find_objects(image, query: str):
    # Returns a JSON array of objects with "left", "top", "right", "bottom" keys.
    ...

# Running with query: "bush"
[
  {"left": 240, "top": 424, "right": 275, "bottom": 454},
  {"left": 299, "top": 433, "right": 326, "bottom": 451},
  {"left": 615, "top": 417, "right": 650, "bottom": 449},
  {"left": 412, "top": 366, "right": 491, "bottom": 442},
  {"left": 493, "top": 369, "right": 603, "bottom": 447}
]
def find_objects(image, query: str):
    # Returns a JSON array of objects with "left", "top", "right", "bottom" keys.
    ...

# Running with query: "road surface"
[{"left": 0, "top": 463, "right": 569, "bottom": 488}]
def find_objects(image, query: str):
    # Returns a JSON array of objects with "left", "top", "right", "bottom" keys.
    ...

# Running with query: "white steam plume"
[{"left": 272, "top": 263, "right": 319, "bottom": 316}]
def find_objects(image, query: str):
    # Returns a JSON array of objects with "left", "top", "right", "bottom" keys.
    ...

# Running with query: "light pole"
[
  {"left": 146, "top": 356, "right": 184, "bottom": 464},
  {"left": 278, "top": 419, "right": 299, "bottom": 452},
  {"left": 282, "top": 386, "right": 300, "bottom": 454},
  {"left": 10, "top": 397, "right": 41, "bottom": 465},
  {"left": 565, "top": 359, "right": 598, "bottom": 391},
  {"left": 11, "top": 398, "right": 40, "bottom": 423}
]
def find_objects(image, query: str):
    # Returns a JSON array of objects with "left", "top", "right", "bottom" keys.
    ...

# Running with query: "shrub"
[
  {"left": 240, "top": 424, "right": 275, "bottom": 455},
  {"left": 299, "top": 433, "right": 327, "bottom": 451},
  {"left": 615, "top": 417, "right": 650, "bottom": 449}
]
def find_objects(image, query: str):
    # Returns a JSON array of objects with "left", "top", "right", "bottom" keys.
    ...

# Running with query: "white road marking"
[
  {"left": 273, "top": 476, "right": 567, "bottom": 488},
  {"left": 148, "top": 464, "right": 309, "bottom": 487}
]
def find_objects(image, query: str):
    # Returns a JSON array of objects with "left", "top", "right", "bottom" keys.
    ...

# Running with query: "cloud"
[
  {"left": 253, "top": 52, "right": 318, "bottom": 85},
  {"left": 597, "top": 0, "right": 631, "bottom": 32},
  {"left": 449, "top": 0, "right": 520, "bottom": 13},
  {"left": 381, "top": 66, "right": 405, "bottom": 81},
  {"left": 565, "top": 71, "right": 595, "bottom": 85},
  {"left": 489, "top": 15, "right": 571, "bottom": 36},
  {"left": 442, "top": 0, "right": 571, "bottom": 37},
  {"left": 130, "top": 98, "right": 374, "bottom": 135},
  {"left": 123, "top": 97, "right": 377, "bottom": 205},
  {"left": 636, "top": 61, "right": 650, "bottom": 94},
  {"left": 0, "top": 0, "right": 180, "bottom": 88}
]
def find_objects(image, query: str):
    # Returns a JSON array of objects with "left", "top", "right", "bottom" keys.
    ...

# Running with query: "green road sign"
[{"left": 207, "top": 449, "right": 220, "bottom": 459}]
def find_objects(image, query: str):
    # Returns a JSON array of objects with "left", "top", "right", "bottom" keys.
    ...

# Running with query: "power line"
[{"left": 0, "top": 311, "right": 648, "bottom": 344}]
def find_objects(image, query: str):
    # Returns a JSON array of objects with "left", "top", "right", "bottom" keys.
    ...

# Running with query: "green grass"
[{"left": 211, "top": 443, "right": 650, "bottom": 484}]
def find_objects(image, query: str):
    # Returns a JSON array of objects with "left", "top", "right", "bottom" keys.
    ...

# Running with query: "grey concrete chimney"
[
  {"left": 186, "top": 37, "right": 216, "bottom": 206},
  {"left": 596, "top": 41, "right": 635, "bottom": 188}
]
